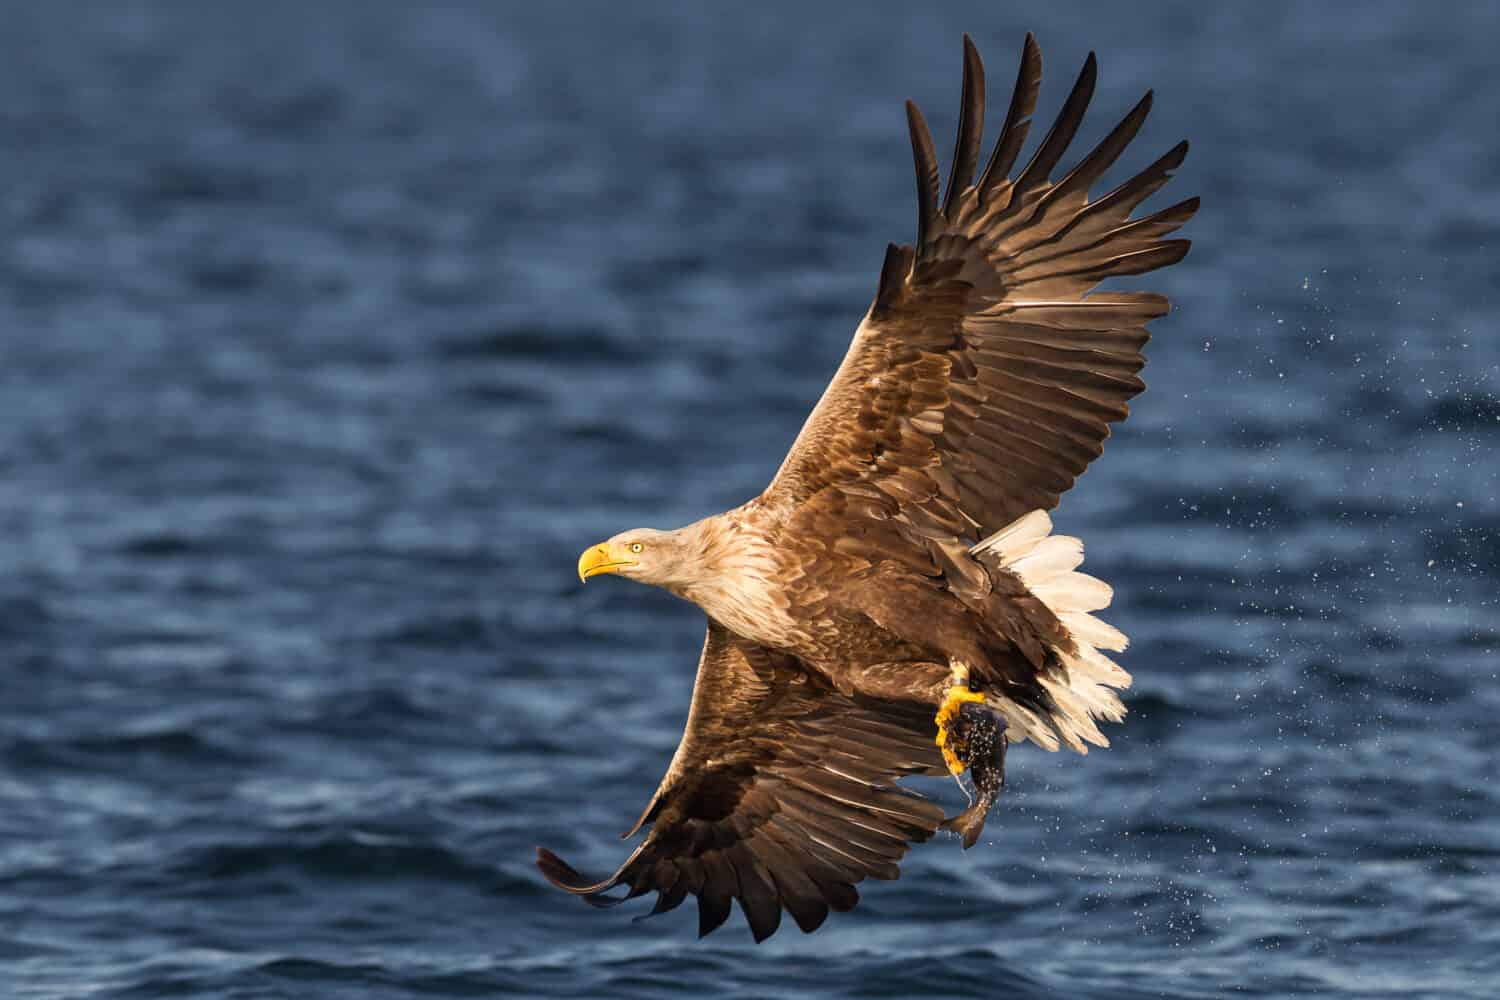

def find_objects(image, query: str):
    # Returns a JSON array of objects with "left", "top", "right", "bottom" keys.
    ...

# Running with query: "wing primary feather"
[
  {"left": 637, "top": 878, "right": 689, "bottom": 922},
  {"left": 875, "top": 242, "right": 915, "bottom": 314},
  {"left": 1143, "top": 194, "right": 1201, "bottom": 229},
  {"left": 1016, "top": 194, "right": 1199, "bottom": 272},
  {"left": 697, "top": 889, "right": 733, "bottom": 938},
  {"left": 535, "top": 845, "right": 622, "bottom": 896},
  {"left": 696, "top": 850, "right": 739, "bottom": 937},
  {"left": 749, "top": 832, "right": 831, "bottom": 933},
  {"left": 776, "top": 878, "right": 830, "bottom": 933},
  {"left": 1082, "top": 240, "right": 1192, "bottom": 278},
  {"left": 1042, "top": 90, "right": 1152, "bottom": 207},
  {"left": 905, "top": 100, "right": 941, "bottom": 253},
  {"left": 978, "top": 31, "right": 1042, "bottom": 197},
  {"left": 1087, "top": 139, "right": 1190, "bottom": 220},
  {"left": 731, "top": 848, "right": 783, "bottom": 943},
  {"left": 942, "top": 34, "right": 986, "bottom": 217},
  {"left": 815, "top": 879, "right": 861, "bottom": 912},
  {"left": 620, "top": 794, "right": 662, "bottom": 839},
  {"left": 1014, "top": 51, "right": 1097, "bottom": 192}
]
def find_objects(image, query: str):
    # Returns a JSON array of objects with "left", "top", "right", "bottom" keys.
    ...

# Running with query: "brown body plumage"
[{"left": 540, "top": 33, "right": 1196, "bottom": 942}]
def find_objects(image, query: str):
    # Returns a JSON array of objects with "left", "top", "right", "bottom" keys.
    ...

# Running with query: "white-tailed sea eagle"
[{"left": 539, "top": 32, "right": 1196, "bottom": 941}]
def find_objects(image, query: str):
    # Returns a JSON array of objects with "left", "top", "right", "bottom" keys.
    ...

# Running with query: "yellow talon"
[{"left": 935, "top": 685, "right": 987, "bottom": 776}]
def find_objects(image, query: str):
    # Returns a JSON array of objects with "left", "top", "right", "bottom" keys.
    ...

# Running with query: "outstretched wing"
[
  {"left": 536, "top": 622, "right": 946, "bottom": 941},
  {"left": 764, "top": 33, "right": 1196, "bottom": 538}
]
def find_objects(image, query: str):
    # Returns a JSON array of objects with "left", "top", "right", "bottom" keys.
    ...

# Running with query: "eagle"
[{"left": 537, "top": 33, "right": 1196, "bottom": 941}]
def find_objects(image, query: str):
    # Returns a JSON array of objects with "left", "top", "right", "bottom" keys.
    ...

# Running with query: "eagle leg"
[{"left": 935, "top": 683, "right": 1009, "bottom": 849}]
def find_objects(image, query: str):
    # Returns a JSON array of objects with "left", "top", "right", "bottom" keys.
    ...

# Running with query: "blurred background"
[{"left": 2, "top": 2, "right": 1496, "bottom": 997}]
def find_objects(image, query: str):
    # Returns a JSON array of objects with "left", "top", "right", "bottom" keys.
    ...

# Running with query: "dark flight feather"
[
  {"left": 537, "top": 624, "right": 945, "bottom": 939},
  {"left": 942, "top": 35, "right": 986, "bottom": 217}
]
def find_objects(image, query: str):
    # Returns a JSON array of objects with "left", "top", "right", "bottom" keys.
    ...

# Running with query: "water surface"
[{"left": 2, "top": 2, "right": 1497, "bottom": 997}]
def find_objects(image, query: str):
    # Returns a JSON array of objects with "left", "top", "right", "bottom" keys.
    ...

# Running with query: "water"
[{"left": 2, "top": 2, "right": 1496, "bottom": 997}]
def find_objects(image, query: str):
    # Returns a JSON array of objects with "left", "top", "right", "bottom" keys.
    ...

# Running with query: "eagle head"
[{"left": 577, "top": 528, "right": 694, "bottom": 587}]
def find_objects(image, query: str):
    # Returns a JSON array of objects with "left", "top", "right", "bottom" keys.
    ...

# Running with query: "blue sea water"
[{"left": 1, "top": 2, "right": 1497, "bottom": 997}]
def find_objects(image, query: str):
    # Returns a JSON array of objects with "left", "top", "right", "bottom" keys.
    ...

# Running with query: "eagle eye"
[{"left": 630, "top": 542, "right": 644, "bottom": 554}]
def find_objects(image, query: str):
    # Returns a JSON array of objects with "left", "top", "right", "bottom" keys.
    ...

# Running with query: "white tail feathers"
[
  {"left": 971, "top": 509, "right": 1132, "bottom": 754},
  {"left": 1034, "top": 576, "right": 1113, "bottom": 613},
  {"left": 972, "top": 509, "right": 1053, "bottom": 558}
]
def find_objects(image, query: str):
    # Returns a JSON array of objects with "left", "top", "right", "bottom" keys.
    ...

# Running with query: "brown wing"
[
  {"left": 536, "top": 622, "right": 945, "bottom": 941},
  {"left": 764, "top": 33, "right": 1196, "bottom": 539}
]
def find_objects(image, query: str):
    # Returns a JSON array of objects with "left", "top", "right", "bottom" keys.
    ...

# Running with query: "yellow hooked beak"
[{"left": 578, "top": 543, "right": 637, "bottom": 582}]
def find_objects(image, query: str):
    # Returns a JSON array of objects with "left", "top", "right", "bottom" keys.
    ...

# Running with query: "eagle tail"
[{"left": 971, "top": 510, "right": 1132, "bottom": 753}]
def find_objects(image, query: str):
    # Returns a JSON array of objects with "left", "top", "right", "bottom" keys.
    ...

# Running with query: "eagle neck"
[{"left": 671, "top": 510, "right": 787, "bottom": 647}]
